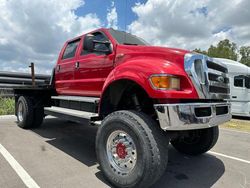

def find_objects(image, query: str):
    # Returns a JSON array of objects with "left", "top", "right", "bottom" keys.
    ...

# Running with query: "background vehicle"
[
  {"left": 215, "top": 58, "right": 250, "bottom": 117},
  {"left": 14, "top": 28, "right": 231, "bottom": 188}
]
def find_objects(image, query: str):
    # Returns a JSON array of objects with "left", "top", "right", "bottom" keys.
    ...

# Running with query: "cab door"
[
  {"left": 231, "top": 75, "right": 249, "bottom": 116},
  {"left": 55, "top": 38, "right": 81, "bottom": 95},
  {"left": 73, "top": 32, "right": 114, "bottom": 97}
]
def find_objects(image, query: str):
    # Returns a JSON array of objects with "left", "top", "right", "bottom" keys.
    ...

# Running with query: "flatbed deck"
[{"left": 13, "top": 85, "right": 56, "bottom": 96}]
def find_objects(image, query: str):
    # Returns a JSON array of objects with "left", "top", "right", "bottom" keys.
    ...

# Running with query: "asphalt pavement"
[{"left": 0, "top": 115, "right": 249, "bottom": 188}]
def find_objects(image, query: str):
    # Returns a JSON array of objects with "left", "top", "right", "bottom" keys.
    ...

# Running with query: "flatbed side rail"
[{"left": 0, "top": 71, "right": 51, "bottom": 97}]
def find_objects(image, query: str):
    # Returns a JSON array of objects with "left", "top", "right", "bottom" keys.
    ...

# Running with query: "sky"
[{"left": 0, "top": 0, "right": 250, "bottom": 74}]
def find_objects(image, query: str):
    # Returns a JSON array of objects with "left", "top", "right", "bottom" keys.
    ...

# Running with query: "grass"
[
  {"left": 0, "top": 97, "right": 15, "bottom": 115},
  {"left": 221, "top": 118, "right": 250, "bottom": 133}
]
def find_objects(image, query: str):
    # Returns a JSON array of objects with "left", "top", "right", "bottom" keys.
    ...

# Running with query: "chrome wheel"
[
  {"left": 17, "top": 102, "right": 24, "bottom": 122},
  {"left": 106, "top": 130, "right": 137, "bottom": 176}
]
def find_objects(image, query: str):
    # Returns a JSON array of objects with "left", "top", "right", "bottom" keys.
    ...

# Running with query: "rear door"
[
  {"left": 55, "top": 38, "right": 81, "bottom": 95},
  {"left": 73, "top": 32, "right": 114, "bottom": 97}
]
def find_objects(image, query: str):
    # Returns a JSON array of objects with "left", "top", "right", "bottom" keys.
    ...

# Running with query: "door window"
[
  {"left": 245, "top": 76, "right": 250, "bottom": 89},
  {"left": 234, "top": 75, "right": 244, "bottom": 87},
  {"left": 62, "top": 39, "right": 80, "bottom": 59}
]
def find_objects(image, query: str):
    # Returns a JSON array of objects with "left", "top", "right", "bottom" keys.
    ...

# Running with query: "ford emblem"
[{"left": 217, "top": 76, "right": 225, "bottom": 83}]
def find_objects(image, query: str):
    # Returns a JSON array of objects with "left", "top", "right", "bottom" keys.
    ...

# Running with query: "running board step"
[
  {"left": 44, "top": 106, "right": 99, "bottom": 124},
  {"left": 51, "top": 95, "right": 100, "bottom": 113},
  {"left": 51, "top": 95, "right": 100, "bottom": 103}
]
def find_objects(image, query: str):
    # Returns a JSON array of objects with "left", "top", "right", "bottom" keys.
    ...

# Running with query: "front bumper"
[{"left": 154, "top": 102, "right": 231, "bottom": 131}]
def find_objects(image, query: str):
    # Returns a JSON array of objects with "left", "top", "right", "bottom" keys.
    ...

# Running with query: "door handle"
[
  {"left": 57, "top": 65, "right": 60, "bottom": 72},
  {"left": 232, "top": 96, "right": 237, "bottom": 98},
  {"left": 75, "top": 61, "right": 80, "bottom": 69}
]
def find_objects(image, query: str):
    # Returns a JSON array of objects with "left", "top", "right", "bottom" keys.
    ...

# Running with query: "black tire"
[
  {"left": 96, "top": 110, "right": 169, "bottom": 188},
  {"left": 171, "top": 126, "right": 219, "bottom": 156},
  {"left": 17, "top": 96, "right": 34, "bottom": 129},
  {"left": 16, "top": 96, "right": 44, "bottom": 129},
  {"left": 33, "top": 107, "right": 44, "bottom": 128}
]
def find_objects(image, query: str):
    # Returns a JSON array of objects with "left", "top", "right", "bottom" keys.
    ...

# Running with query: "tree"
[
  {"left": 192, "top": 39, "right": 250, "bottom": 67},
  {"left": 193, "top": 48, "right": 207, "bottom": 55},
  {"left": 239, "top": 46, "right": 250, "bottom": 66},
  {"left": 207, "top": 39, "right": 238, "bottom": 61}
]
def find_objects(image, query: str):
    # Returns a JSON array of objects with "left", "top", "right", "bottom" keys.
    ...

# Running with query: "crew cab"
[{"left": 14, "top": 28, "right": 231, "bottom": 188}]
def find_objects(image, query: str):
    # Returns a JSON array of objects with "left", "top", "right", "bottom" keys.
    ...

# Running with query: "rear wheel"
[
  {"left": 17, "top": 96, "right": 43, "bottom": 129},
  {"left": 96, "top": 110, "right": 169, "bottom": 188},
  {"left": 171, "top": 126, "right": 219, "bottom": 155}
]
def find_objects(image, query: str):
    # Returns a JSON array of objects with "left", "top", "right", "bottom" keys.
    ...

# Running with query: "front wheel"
[
  {"left": 96, "top": 110, "right": 169, "bottom": 188},
  {"left": 171, "top": 126, "right": 219, "bottom": 156}
]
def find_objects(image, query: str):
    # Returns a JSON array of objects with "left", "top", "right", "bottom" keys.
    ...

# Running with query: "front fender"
[
  {"left": 102, "top": 59, "right": 198, "bottom": 99},
  {"left": 102, "top": 63, "right": 150, "bottom": 97}
]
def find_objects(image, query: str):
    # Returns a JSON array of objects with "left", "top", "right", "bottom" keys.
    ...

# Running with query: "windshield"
[{"left": 108, "top": 29, "right": 149, "bottom": 46}]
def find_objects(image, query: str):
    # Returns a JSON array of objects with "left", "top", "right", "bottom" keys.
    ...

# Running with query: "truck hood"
[
  {"left": 115, "top": 44, "right": 191, "bottom": 68},
  {"left": 115, "top": 44, "right": 190, "bottom": 58}
]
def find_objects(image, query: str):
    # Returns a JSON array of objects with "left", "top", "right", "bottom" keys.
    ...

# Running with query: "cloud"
[
  {"left": 1, "top": 0, "right": 250, "bottom": 74},
  {"left": 107, "top": 1, "right": 118, "bottom": 29},
  {"left": 0, "top": 0, "right": 101, "bottom": 74},
  {"left": 129, "top": 0, "right": 250, "bottom": 51}
]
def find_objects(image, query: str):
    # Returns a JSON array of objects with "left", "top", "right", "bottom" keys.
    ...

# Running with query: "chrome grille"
[
  {"left": 207, "top": 60, "right": 228, "bottom": 73},
  {"left": 184, "top": 53, "right": 230, "bottom": 100},
  {"left": 206, "top": 60, "right": 230, "bottom": 99}
]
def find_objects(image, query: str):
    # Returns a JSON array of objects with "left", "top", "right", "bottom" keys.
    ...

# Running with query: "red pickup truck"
[{"left": 14, "top": 28, "right": 231, "bottom": 188}]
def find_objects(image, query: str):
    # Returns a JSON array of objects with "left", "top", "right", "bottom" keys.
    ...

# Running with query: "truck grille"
[
  {"left": 184, "top": 54, "right": 230, "bottom": 100},
  {"left": 206, "top": 60, "right": 230, "bottom": 98},
  {"left": 207, "top": 60, "right": 228, "bottom": 73}
]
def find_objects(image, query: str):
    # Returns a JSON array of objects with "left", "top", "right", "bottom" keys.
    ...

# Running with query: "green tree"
[
  {"left": 207, "top": 39, "right": 238, "bottom": 61},
  {"left": 193, "top": 48, "right": 207, "bottom": 55},
  {"left": 239, "top": 46, "right": 250, "bottom": 66}
]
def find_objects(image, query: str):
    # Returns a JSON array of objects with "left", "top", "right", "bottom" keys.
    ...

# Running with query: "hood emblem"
[{"left": 217, "top": 76, "right": 225, "bottom": 83}]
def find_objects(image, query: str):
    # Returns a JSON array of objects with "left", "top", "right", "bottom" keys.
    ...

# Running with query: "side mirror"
[
  {"left": 93, "top": 40, "right": 112, "bottom": 55},
  {"left": 83, "top": 35, "right": 94, "bottom": 52}
]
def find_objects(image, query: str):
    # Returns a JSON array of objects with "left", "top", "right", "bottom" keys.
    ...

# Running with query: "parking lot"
[{"left": 0, "top": 115, "right": 249, "bottom": 188}]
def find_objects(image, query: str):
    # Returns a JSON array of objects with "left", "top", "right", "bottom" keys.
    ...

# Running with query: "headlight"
[
  {"left": 149, "top": 74, "right": 180, "bottom": 90},
  {"left": 194, "top": 59, "right": 205, "bottom": 84}
]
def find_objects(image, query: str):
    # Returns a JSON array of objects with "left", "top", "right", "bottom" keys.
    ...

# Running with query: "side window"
[
  {"left": 245, "top": 76, "right": 250, "bottom": 89},
  {"left": 234, "top": 75, "right": 244, "bottom": 87},
  {"left": 62, "top": 39, "right": 80, "bottom": 60},
  {"left": 81, "top": 32, "right": 109, "bottom": 55}
]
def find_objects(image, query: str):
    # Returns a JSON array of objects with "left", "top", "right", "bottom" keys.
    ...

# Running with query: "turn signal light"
[{"left": 150, "top": 75, "right": 180, "bottom": 90}]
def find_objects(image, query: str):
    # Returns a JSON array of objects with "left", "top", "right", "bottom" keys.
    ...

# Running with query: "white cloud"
[
  {"left": 1, "top": 0, "right": 250, "bottom": 74},
  {"left": 0, "top": 0, "right": 101, "bottom": 74},
  {"left": 107, "top": 1, "right": 118, "bottom": 29},
  {"left": 129, "top": 0, "right": 250, "bottom": 51}
]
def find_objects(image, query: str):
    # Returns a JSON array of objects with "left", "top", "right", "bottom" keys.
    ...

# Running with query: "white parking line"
[
  {"left": 208, "top": 151, "right": 250, "bottom": 164},
  {"left": 0, "top": 143, "right": 40, "bottom": 188}
]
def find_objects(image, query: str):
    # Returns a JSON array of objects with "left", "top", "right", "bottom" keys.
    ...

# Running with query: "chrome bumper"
[{"left": 154, "top": 103, "right": 231, "bottom": 131}]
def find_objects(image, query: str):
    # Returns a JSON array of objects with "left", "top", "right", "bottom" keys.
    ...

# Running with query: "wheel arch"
[{"left": 99, "top": 78, "right": 154, "bottom": 118}]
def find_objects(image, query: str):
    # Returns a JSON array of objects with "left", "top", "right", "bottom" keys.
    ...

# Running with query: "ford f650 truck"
[{"left": 14, "top": 28, "right": 231, "bottom": 188}]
